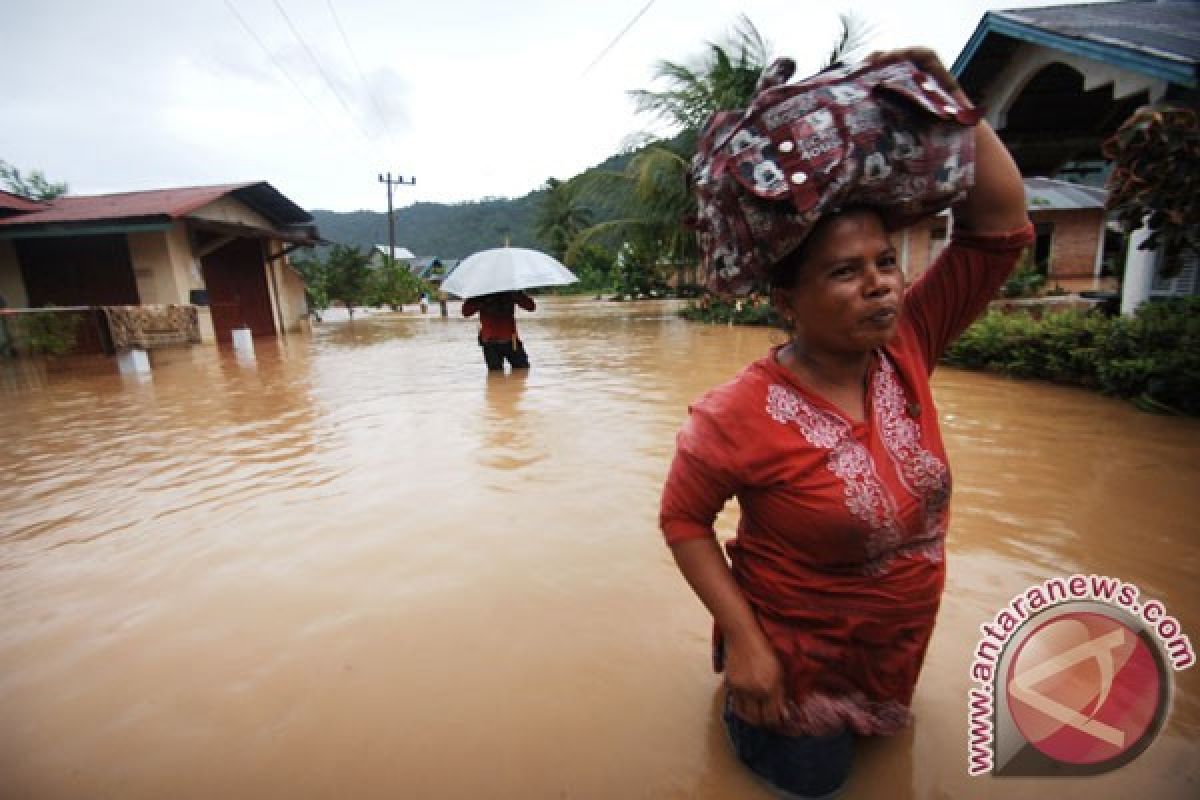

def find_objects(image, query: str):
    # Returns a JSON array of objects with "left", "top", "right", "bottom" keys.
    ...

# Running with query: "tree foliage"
[
  {"left": 368, "top": 259, "right": 427, "bottom": 310},
  {"left": 627, "top": 14, "right": 770, "bottom": 135},
  {"left": 324, "top": 245, "right": 373, "bottom": 317},
  {"left": 0, "top": 160, "right": 68, "bottom": 201},
  {"left": 291, "top": 256, "right": 330, "bottom": 314},
  {"left": 1103, "top": 105, "right": 1200, "bottom": 278},
  {"left": 534, "top": 177, "right": 593, "bottom": 263},
  {"left": 293, "top": 247, "right": 432, "bottom": 316}
]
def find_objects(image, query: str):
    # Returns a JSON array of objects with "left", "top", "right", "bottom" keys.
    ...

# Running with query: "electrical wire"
[
  {"left": 580, "top": 0, "right": 658, "bottom": 77},
  {"left": 268, "top": 0, "right": 378, "bottom": 149},
  {"left": 221, "top": 0, "right": 332, "bottom": 128},
  {"left": 324, "top": 0, "right": 399, "bottom": 146}
]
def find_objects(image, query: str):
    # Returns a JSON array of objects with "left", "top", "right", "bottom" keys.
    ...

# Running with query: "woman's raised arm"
[{"left": 865, "top": 47, "right": 1029, "bottom": 234}]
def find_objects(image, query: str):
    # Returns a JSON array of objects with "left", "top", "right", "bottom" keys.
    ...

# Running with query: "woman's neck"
[{"left": 779, "top": 342, "right": 872, "bottom": 392}]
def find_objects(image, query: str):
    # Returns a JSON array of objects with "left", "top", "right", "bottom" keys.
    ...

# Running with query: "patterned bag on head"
[{"left": 691, "top": 57, "right": 982, "bottom": 295}]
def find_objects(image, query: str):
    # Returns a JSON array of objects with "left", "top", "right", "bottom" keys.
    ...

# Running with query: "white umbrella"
[{"left": 440, "top": 247, "right": 578, "bottom": 299}]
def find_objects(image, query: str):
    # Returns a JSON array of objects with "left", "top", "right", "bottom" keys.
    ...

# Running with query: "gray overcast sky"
[{"left": 3, "top": 0, "right": 1094, "bottom": 212}]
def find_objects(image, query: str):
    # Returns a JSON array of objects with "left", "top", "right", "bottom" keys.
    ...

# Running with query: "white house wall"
[
  {"left": 982, "top": 42, "right": 1168, "bottom": 130},
  {"left": 0, "top": 239, "right": 28, "bottom": 307}
]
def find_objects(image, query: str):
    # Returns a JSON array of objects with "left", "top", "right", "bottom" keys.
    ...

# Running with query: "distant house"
[
  {"left": 0, "top": 181, "right": 320, "bottom": 347},
  {"left": 1023, "top": 178, "right": 1110, "bottom": 292},
  {"left": 898, "top": 178, "right": 1111, "bottom": 293},
  {"left": 952, "top": 0, "right": 1200, "bottom": 311},
  {"left": 369, "top": 244, "right": 414, "bottom": 267},
  {"left": 410, "top": 256, "right": 460, "bottom": 286}
]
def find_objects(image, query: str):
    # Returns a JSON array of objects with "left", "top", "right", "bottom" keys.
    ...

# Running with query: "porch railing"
[{"left": 0, "top": 304, "right": 201, "bottom": 357}]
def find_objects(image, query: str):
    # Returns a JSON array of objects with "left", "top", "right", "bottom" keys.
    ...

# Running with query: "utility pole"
[{"left": 377, "top": 172, "right": 416, "bottom": 263}]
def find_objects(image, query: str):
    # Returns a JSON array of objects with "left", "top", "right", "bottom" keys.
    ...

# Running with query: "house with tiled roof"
[{"left": 0, "top": 181, "right": 320, "bottom": 349}]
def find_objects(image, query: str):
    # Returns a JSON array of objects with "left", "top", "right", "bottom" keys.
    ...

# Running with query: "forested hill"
[
  {"left": 310, "top": 195, "right": 540, "bottom": 259},
  {"left": 308, "top": 148, "right": 637, "bottom": 259}
]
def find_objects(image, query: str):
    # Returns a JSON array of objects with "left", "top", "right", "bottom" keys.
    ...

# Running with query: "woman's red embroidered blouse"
[{"left": 659, "top": 225, "right": 1034, "bottom": 736}]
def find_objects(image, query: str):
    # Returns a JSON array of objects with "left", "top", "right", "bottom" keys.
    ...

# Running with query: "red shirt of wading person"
[
  {"left": 462, "top": 291, "right": 536, "bottom": 342},
  {"left": 659, "top": 224, "right": 1035, "bottom": 736}
]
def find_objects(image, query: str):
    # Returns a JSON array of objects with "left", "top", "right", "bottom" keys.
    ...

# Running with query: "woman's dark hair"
[{"left": 766, "top": 204, "right": 886, "bottom": 290}]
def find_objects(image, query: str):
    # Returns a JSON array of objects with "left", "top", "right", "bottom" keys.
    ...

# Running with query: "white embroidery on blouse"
[
  {"left": 871, "top": 357, "right": 950, "bottom": 564},
  {"left": 764, "top": 354, "right": 950, "bottom": 575},
  {"left": 765, "top": 384, "right": 845, "bottom": 448}
]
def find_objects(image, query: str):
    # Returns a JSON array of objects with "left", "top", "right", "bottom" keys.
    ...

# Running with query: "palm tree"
[
  {"left": 572, "top": 13, "right": 872, "bottom": 293},
  {"left": 534, "top": 177, "right": 593, "bottom": 263},
  {"left": 627, "top": 14, "right": 770, "bottom": 137}
]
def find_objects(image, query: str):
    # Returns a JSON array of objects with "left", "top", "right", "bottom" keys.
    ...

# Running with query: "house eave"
[
  {"left": 954, "top": 11, "right": 1197, "bottom": 89},
  {"left": 0, "top": 217, "right": 173, "bottom": 239}
]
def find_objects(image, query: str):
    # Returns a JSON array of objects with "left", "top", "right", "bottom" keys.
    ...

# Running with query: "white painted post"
[
  {"left": 231, "top": 327, "right": 254, "bottom": 352},
  {"left": 117, "top": 348, "right": 151, "bottom": 375},
  {"left": 1120, "top": 225, "right": 1158, "bottom": 316}
]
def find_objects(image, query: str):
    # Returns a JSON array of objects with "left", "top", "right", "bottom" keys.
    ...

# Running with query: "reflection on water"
[{"left": 1, "top": 298, "right": 1197, "bottom": 799}]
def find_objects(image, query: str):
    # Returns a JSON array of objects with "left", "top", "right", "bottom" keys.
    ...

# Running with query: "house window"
[
  {"left": 1033, "top": 223, "right": 1053, "bottom": 276},
  {"left": 1150, "top": 251, "right": 1199, "bottom": 297}
]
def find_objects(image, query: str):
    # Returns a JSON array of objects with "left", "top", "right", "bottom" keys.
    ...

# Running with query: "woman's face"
[{"left": 771, "top": 209, "right": 903, "bottom": 357}]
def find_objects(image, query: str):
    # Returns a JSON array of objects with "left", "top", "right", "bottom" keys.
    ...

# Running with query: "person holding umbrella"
[
  {"left": 441, "top": 246, "right": 579, "bottom": 372},
  {"left": 462, "top": 290, "right": 536, "bottom": 371}
]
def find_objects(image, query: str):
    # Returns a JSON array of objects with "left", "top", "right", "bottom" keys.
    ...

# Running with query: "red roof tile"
[
  {"left": 0, "top": 190, "right": 49, "bottom": 213},
  {"left": 0, "top": 182, "right": 259, "bottom": 227}
]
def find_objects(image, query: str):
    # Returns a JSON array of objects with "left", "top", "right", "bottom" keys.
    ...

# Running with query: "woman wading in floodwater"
[{"left": 659, "top": 48, "right": 1031, "bottom": 798}]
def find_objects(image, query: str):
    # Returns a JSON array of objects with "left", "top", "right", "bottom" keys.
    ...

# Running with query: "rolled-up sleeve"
[{"left": 903, "top": 223, "right": 1035, "bottom": 370}]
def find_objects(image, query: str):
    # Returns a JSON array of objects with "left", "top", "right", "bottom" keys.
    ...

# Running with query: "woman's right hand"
[
  {"left": 664, "top": 538, "right": 795, "bottom": 730},
  {"left": 723, "top": 628, "right": 791, "bottom": 730}
]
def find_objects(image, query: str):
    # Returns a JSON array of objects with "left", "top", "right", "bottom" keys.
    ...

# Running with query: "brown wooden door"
[{"left": 200, "top": 238, "right": 276, "bottom": 343}]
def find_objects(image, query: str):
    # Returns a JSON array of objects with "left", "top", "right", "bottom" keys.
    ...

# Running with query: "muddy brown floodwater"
[{"left": 1, "top": 297, "right": 1197, "bottom": 799}]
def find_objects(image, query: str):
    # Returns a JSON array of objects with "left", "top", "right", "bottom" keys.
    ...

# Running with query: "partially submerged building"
[{"left": 0, "top": 182, "right": 320, "bottom": 351}]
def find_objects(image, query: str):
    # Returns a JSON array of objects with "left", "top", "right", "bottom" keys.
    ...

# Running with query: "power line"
[
  {"left": 222, "top": 0, "right": 331, "bottom": 127},
  {"left": 580, "top": 0, "right": 659, "bottom": 78},
  {"left": 324, "top": 0, "right": 398, "bottom": 145},
  {"left": 268, "top": 0, "right": 377, "bottom": 148}
]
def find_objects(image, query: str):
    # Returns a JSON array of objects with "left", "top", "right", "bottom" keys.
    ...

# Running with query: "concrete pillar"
[{"left": 1120, "top": 225, "right": 1158, "bottom": 316}]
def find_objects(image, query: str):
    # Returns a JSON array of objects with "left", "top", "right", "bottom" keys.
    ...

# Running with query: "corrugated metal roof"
[
  {"left": 1001, "top": 1, "right": 1200, "bottom": 65},
  {"left": 1025, "top": 176, "right": 1108, "bottom": 209},
  {"left": 0, "top": 181, "right": 313, "bottom": 229},
  {"left": 954, "top": 1, "right": 1200, "bottom": 88}
]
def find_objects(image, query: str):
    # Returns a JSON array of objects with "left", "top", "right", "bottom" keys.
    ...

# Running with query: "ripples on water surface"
[{"left": 1, "top": 298, "right": 1197, "bottom": 799}]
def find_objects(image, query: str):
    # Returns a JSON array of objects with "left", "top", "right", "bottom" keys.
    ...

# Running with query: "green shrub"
[
  {"left": 16, "top": 310, "right": 80, "bottom": 356},
  {"left": 680, "top": 297, "right": 779, "bottom": 326},
  {"left": 944, "top": 298, "right": 1200, "bottom": 415},
  {"left": 1000, "top": 265, "right": 1046, "bottom": 298}
]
